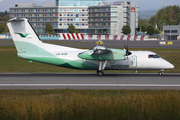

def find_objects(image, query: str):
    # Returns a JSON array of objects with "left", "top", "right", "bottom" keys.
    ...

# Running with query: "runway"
[
  {"left": 1, "top": 39, "right": 180, "bottom": 49},
  {"left": 0, "top": 73, "right": 180, "bottom": 90}
]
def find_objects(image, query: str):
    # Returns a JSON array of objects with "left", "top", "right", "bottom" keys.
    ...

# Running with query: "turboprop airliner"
[{"left": 7, "top": 17, "right": 174, "bottom": 76}]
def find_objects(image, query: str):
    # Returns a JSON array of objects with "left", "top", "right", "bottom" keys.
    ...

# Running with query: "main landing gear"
[
  {"left": 97, "top": 60, "right": 107, "bottom": 76},
  {"left": 97, "top": 70, "right": 104, "bottom": 76},
  {"left": 158, "top": 70, "right": 164, "bottom": 76}
]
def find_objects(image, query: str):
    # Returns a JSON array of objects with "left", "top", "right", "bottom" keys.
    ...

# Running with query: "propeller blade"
[
  {"left": 124, "top": 44, "right": 132, "bottom": 56},
  {"left": 124, "top": 44, "right": 126, "bottom": 50}
]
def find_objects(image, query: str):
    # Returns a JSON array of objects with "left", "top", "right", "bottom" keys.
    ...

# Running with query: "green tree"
[
  {"left": 45, "top": 23, "right": 54, "bottom": 35},
  {"left": 148, "top": 5, "right": 180, "bottom": 31},
  {"left": 148, "top": 16, "right": 156, "bottom": 27},
  {"left": 159, "top": 14, "right": 168, "bottom": 24},
  {"left": 0, "top": 24, "right": 4, "bottom": 34},
  {"left": 121, "top": 25, "right": 131, "bottom": 35},
  {"left": 141, "top": 25, "right": 146, "bottom": 33},
  {"left": 154, "top": 29, "right": 160, "bottom": 34},
  {"left": 75, "top": 30, "right": 80, "bottom": 34},
  {"left": 1, "top": 23, "right": 9, "bottom": 33},
  {"left": 67, "top": 24, "right": 75, "bottom": 34},
  {"left": 138, "top": 18, "right": 148, "bottom": 32},
  {"left": 168, "top": 8, "right": 175, "bottom": 20},
  {"left": 147, "top": 26, "right": 155, "bottom": 35},
  {"left": 0, "top": 23, "right": 7, "bottom": 34}
]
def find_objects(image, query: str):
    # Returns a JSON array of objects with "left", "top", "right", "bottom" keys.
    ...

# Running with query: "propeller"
[{"left": 124, "top": 44, "right": 132, "bottom": 56}]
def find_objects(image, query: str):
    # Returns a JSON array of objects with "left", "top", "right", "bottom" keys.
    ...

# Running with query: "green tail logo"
[{"left": 15, "top": 33, "right": 30, "bottom": 38}]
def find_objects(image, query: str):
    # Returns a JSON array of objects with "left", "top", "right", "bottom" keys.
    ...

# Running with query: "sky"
[{"left": 0, "top": 0, "right": 180, "bottom": 12}]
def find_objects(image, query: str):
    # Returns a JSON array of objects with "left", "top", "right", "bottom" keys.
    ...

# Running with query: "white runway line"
[{"left": 1, "top": 84, "right": 180, "bottom": 87}]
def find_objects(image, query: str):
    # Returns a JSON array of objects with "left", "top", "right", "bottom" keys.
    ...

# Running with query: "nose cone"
[
  {"left": 167, "top": 62, "right": 174, "bottom": 69},
  {"left": 163, "top": 60, "right": 174, "bottom": 69}
]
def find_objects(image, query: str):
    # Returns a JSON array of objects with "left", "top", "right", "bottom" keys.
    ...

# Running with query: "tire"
[
  {"left": 97, "top": 70, "right": 104, "bottom": 76},
  {"left": 158, "top": 72, "right": 163, "bottom": 76}
]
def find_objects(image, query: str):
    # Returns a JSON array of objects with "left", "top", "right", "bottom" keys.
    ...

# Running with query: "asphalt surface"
[
  {"left": 0, "top": 73, "right": 180, "bottom": 90},
  {"left": 0, "top": 39, "right": 180, "bottom": 49}
]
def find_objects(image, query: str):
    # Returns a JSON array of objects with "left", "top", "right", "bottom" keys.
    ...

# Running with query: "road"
[{"left": 0, "top": 73, "right": 180, "bottom": 90}]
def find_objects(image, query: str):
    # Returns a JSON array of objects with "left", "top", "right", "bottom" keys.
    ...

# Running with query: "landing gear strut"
[{"left": 97, "top": 60, "right": 107, "bottom": 76}]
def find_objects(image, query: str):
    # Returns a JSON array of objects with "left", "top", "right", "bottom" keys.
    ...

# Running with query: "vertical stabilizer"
[{"left": 7, "top": 17, "right": 42, "bottom": 53}]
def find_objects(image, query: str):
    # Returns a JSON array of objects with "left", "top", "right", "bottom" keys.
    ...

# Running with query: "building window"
[
  {"left": 111, "top": 18, "right": 117, "bottom": 21},
  {"left": 171, "top": 30, "right": 178, "bottom": 33},
  {"left": 164, "top": 30, "right": 170, "bottom": 33},
  {"left": 76, "top": 19, "right": 79, "bottom": 22}
]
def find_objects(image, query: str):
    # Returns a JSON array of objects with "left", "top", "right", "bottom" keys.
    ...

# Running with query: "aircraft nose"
[
  {"left": 161, "top": 59, "right": 174, "bottom": 69},
  {"left": 168, "top": 63, "right": 174, "bottom": 69},
  {"left": 166, "top": 62, "right": 174, "bottom": 69}
]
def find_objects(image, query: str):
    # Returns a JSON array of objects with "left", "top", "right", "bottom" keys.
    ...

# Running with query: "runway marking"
[{"left": 1, "top": 84, "right": 180, "bottom": 87}]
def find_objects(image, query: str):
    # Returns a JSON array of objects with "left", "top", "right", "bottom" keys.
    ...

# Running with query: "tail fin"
[{"left": 7, "top": 17, "right": 42, "bottom": 53}]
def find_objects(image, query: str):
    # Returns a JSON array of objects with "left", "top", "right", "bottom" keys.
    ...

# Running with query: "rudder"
[{"left": 7, "top": 17, "right": 42, "bottom": 53}]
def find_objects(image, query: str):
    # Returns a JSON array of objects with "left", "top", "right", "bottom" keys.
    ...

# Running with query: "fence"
[{"left": 60, "top": 34, "right": 145, "bottom": 41}]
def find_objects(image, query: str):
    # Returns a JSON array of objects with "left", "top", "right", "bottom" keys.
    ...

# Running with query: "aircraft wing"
[{"left": 78, "top": 46, "right": 126, "bottom": 60}]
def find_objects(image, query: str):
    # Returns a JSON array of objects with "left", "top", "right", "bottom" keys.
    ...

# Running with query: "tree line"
[
  {"left": 138, "top": 5, "right": 180, "bottom": 35},
  {"left": 0, "top": 11, "right": 9, "bottom": 22},
  {"left": 149, "top": 5, "right": 180, "bottom": 30},
  {"left": 0, "top": 11, "right": 9, "bottom": 34}
]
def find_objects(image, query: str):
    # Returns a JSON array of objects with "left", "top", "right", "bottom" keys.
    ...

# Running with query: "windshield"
[{"left": 148, "top": 54, "right": 160, "bottom": 58}]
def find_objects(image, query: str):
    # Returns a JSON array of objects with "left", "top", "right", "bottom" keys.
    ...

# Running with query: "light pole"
[{"left": 170, "top": 30, "right": 171, "bottom": 41}]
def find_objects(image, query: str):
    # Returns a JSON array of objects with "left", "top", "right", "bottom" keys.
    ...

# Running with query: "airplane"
[{"left": 7, "top": 17, "right": 174, "bottom": 76}]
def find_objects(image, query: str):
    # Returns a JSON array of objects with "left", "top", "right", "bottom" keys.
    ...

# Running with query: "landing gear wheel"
[
  {"left": 158, "top": 72, "right": 163, "bottom": 76},
  {"left": 97, "top": 70, "right": 104, "bottom": 76}
]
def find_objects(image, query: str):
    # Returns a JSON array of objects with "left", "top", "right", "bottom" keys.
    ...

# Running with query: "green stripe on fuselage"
[{"left": 14, "top": 41, "right": 99, "bottom": 70}]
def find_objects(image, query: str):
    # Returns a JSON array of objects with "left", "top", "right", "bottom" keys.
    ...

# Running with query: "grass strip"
[{"left": 0, "top": 90, "right": 180, "bottom": 120}]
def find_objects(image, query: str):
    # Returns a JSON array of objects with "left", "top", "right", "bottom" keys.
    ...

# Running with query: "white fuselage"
[{"left": 53, "top": 49, "right": 174, "bottom": 70}]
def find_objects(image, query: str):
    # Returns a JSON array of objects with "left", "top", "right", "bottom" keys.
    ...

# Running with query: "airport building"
[
  {"left": 9, "top": 0, "right": 138, "bottom": 35},
  {"left": 163, "top": 25, "right": 180, "bottom": 40},
  {"left": 88, "top": 1, "right": 138, "bottom": 35}
]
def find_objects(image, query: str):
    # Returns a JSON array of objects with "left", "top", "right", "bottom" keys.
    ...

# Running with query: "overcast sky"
[{"left": 0, "top": 0, "right": 180, "bottom": 12}]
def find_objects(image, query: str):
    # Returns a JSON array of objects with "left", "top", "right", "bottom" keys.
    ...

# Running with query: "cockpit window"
[{"left": 148, "top": 54, "right": 160, "bottom": 58}]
